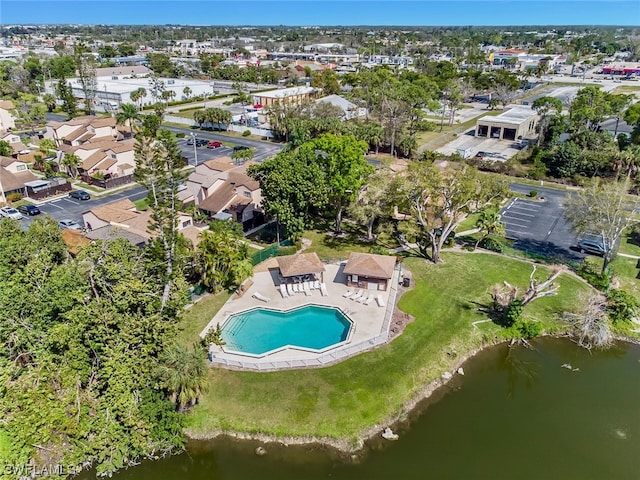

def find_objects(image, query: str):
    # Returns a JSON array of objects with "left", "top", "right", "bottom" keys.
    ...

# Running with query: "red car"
[{"left": 207, "top": 141, "right": 223, "bottom": 148}]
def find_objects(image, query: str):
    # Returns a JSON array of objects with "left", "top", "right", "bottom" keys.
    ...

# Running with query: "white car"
[
  {"left": 58, "top": 219, "right": 83, "bottom": 230},
  {"left": 0, "top": 206, "right": 23, "bottom": 220}
]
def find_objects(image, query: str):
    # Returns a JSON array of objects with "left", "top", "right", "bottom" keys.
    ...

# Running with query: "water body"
[{"left": 89, "top": 339, "right": 640, "bottom": 480}]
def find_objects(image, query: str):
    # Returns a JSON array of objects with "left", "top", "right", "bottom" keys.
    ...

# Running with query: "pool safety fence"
[{"left": 207, "top": 266, "right": 402, "bottom": 371}]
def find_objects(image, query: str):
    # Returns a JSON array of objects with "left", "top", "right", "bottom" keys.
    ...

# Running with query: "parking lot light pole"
[{"left": 190, "top": 132, "right": 198, "bottom": 166}]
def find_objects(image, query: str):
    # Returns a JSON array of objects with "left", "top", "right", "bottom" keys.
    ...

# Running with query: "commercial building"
[
  {"left": 252, "top": 86, "right": 319, "bottom": 107},
  {"left": 475, "top": 106, "right": 538, "bottom": 142}
]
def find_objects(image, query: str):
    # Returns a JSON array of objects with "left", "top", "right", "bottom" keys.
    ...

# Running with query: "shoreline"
[
  {"left": 184, "top": 338, "right": 503, "bottom": 452},
  {"left": 185, "top": 333, "right": 640, "bottom": 452}
]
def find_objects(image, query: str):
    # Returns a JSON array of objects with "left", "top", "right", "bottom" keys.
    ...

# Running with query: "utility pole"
[{"left": 190, "top": 132, "right": 198, "bottom": 166}]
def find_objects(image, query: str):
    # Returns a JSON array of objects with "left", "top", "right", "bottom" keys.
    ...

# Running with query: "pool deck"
[{"left": 201, "top": 261, "right": 401, "bottom": 371}]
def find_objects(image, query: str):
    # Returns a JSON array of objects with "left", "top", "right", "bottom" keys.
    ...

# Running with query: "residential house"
[
  {"left": 82, "top": 198, "right": 201, "bottom": 247},
  {"left": 45, "top": 116, "right": 124, "bottom": 147},
  {"left": 64, "top": 138, "right": 136, "bottom": 179},
  {"left": 179, "top": 158, "right": 264, "bottom": 230},
  {"left": 315, "top": 95, "right": 366, "bottom": 120},
  {"left": 253, "top": 86, "right": 320, "bottom": 108},
  {"left": 0, "top": 156, "right": 37, "bottom": 200},
  {"left": 0, "top": 131, "right": 29, "bottom": 157},
  {"left": 0, "top": 100, "right": 16, "bottom": 131}
]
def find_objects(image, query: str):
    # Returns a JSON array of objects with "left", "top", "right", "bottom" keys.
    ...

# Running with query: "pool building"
[{"left": 201, "top": 253, "right": 401, "bottom": 371}]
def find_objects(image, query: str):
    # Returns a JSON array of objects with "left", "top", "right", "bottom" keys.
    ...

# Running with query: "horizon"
[{"left": 2, "top": 1, "right": 639, "bottom": 27}]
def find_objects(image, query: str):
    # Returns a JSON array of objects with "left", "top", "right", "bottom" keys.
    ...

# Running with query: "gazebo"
[
  {"left": 276, "top": 252, "right": 326, "bottom": 284},
  {"left": 343, "top": 252, "right": 396, "bottom": 291}
]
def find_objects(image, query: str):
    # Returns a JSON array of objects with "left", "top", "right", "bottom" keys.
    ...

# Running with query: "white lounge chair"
[
  {"left": 303, "top": 282, "right": 311, "bottom": 296},
  {"left": 376, "top": 295, "right": 385, "bottom": 307},
  {"left": 287, "top": 283, "right": 295, "bottom": 296},
  {"left": 364, "top": 294, "right": 374, "bottom": 306},
  {"left": 280, "top": 284, "right": 289, "bottom": 298},
  {"left": 356, "top": 292, "right": 368, "bottom": 303},
  {"left": 320, "top": 282, "right": 328, "bottom": 297},
  {"left": 350, "top": 289, "right": 363, "bottom": 301},
  {"left": 343, "top": 290, "right": 353, "bottom": 298},
  {"left": 292, "top": 283, "right": 300, "bottom": 294},
  {"left": 314, "top": 280, "right": 320, "bottom": 289},
  {"left": 253, "top": 292, "right": 271, "bottom": 303}
]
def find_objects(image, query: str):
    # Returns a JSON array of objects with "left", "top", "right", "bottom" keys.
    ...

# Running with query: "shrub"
[
  {"left": 577, "top": 258, "right": 608, "bottom": 290},
  {"left": 528, "top": 190, "right": 538, "bottom": 198},
  {"left": 242, "top": 130, "right": 251, "bottom": 137},
  {"left": 503, "top": 299, "right": 524, "bottom": 327},
  {"left": 6, "top": 192, "right": 22, "bottom": 202},
  {"left": 175, "top": 133, "right": 186, "bottom": 138},
  {"left": 513, "top": 319, "right": 542, "bottom": 339},
  {"left": 479, "top": 236, "right": 504, "bottom": 253},
  {"left": 606, "top": 289, "right": 639, "bottom": 324}
]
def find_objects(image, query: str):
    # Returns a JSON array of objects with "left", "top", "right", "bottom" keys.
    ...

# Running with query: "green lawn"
[
  {"left": 177, "top": 292, "right": 232, "bottom": 347},
  {"left": 457, "top": 212, "right": 480, "bottom": 232},
  {"left": 303, "top": 222, "right": 399, "bottom": 262},
  {"left": 618, "top": 229, "right": 640, "bottom": 257},
  {"left": 185, "top": 252, "right": 590, "bottom": 441}
]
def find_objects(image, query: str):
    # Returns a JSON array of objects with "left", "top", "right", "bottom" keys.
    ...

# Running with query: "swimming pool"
[{"left": 221, "top": 305, "right": 352, "bottom": 356}]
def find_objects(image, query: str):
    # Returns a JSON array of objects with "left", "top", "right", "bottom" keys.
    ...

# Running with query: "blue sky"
[{"left": 1, "top": 1, "right": 638, "bottom": 26}]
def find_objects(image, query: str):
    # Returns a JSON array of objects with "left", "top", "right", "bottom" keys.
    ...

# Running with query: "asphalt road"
[
  {"left": 21, "top": 186, "right": 148, "bottom": 230},
  {"left": 166, "top": 125, "right": 283, "bottom": 164},
  {"left": 501, "top": 183, "right": 584, "bottom": 261}
]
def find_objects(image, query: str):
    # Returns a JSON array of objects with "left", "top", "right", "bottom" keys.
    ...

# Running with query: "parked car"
[
  {"left": 233, "top": 145, "right": 250, "bottom": 152},
  {"left": 0, "top": 206, "right": 23, "bottom": 220},
  {"left": 69, "top": 190, "right": 91, "bottom": 200},
  {"left": 196, "top": 139, "right": 208, "bottom": 147},
  {"left": 58, "top": 219, "right": 83, "bottom": 230},
  {"left": 577, "top": 238, "right": 605, "bottom": 256},
  {"left": 17, "top": 205, "right": 40, "bottom": 216},
  {"left": 207, "top": 141, "right": 223, "bottom": 148}
]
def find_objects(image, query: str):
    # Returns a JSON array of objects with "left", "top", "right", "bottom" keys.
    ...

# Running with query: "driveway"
[{"left": 500, "top": 183, "right": 584, "bottom": 261}]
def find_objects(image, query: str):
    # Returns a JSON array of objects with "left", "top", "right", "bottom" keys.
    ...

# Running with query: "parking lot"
[
  {"left": 500, "top": 183, "right": 584, "bottom": 261},
  {"left": 179, "top": 139, "right": 236, "bottom": 166}
]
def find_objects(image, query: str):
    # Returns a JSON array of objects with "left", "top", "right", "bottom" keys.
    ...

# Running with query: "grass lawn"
[
  {"left": 185, "top": 252, "right": 591, "bottom": 441},
  {"left": 457, "top": 212, "right": 480, "bottom": 232},
  {"left": 177, "top": 292, "right": 232, "bottom": 347},
  {"left": 303, "top": 221, "right": 399, "bottom": 262},
  {"left": 618, "top": 229, "right": 640, "bottom": 257}
]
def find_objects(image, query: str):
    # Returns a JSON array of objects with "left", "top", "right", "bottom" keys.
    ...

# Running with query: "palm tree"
[
  {"left": 130, "top": 87, "right": 147, "bottom": 109},
  {"left": 183, "top": 86, "right": 192, "bottom": 100},
  {"left": 158, "top": 343, "right": 208, "bottom": 412},
  {"left": 475, "top": 208, "right": 505, "bottom": 248},
  {"left": 61, "top": 152, "right": 81, "bottom": 179},
  {"left": 115, "top": 103, "right": 140, "bottom": 138},
  {"left": 192, "top": 109, "right": 206, "bottom": 128},
  {"left": 231, "top": 148, "right": 254, "bottom": 165},
  {"left": 42, "top": 93, "right": 57, "bottom": 112}
]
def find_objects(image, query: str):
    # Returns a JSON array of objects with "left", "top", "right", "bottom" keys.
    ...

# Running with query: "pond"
[{"left": 85, "top": 338, "right": 640, "bottom": 480}]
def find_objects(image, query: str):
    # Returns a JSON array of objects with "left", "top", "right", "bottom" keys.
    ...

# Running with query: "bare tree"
[
  {"left": 562, "top": 293, "right": 613, "bottom": 350},
  {"left": 77, "top": 54, "right": 97, "bottom": 114},
  {"left": 565, "top": 180, "right": 640, "bottom": 276},
  {"left": 490, "top": 265, "right": 561, "bottom": 310}
]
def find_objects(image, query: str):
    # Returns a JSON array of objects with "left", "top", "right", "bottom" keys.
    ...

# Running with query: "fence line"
[{"left": 208, "top": 266, "right": 402, "bottom": 371}]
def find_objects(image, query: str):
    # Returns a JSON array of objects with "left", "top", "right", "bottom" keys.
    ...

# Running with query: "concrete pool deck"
[{"left": 201, "top": 261, "right": 401, "bottom": 371}]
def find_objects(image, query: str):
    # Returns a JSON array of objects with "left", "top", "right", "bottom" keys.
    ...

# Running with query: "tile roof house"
[
  {"left": 82, "top": 198, "right": 201, "bottom": 247},
  {"left": 70, "top": 138, "right": 136, "bottom": 177},
  {"left": 45, "top": 115, "right": 124, "bottom": 148},
  {"left": 0, "top": 155, "right": 37, "bottom": 200},
  {"left": 179, "top": 157, "right": 264, "bottom": 230}
]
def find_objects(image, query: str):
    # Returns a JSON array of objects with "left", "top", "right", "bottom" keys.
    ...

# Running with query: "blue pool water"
[{"left": 221, "top": 305, "right": 352, "bottom": 355}]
